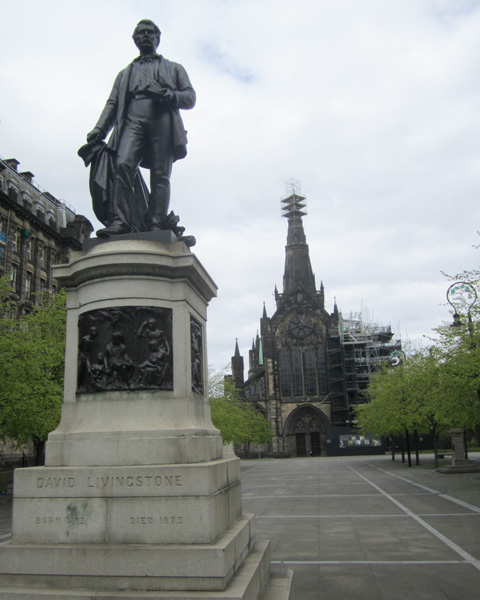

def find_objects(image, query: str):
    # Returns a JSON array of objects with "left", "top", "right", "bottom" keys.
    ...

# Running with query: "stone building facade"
[
  {"left": 0, "top": 157, "right": 93, "bottom": 315},
  {"left": 231, "top": 190, "right": 401, "bottom": 457},
  {"left": 0, "top": 156, "right": 93, "bottom": 460}
]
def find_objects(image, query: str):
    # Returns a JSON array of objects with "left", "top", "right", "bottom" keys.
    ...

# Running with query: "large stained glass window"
[
  {"left": 304, "top": 347, "right": 317, "bottom": 396},
  {"left": 280, "top": 348, "right": 292, "bottom": 397},
  {"left": 279, "top": 344, "right": 328, "bottom": 399}
]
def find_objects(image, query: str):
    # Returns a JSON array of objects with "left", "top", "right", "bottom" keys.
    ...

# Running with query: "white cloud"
[{"left": 1, "top": 0, "right": 480, "bottom": 371}]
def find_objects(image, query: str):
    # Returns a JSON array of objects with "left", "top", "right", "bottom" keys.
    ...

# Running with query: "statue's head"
[
  {"left": 133, "top": 19, "right": 161, "bottom": 53},
  {"left": 112, "top": 331, "right": 123, "bottom": 343}
]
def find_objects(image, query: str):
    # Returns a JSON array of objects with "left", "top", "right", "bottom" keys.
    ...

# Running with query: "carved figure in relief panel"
[
  {"left": 77, "top": 326, "right": 99, "bottom": 387},
  {"left": 77, "top": 307, "right": 173, "bottom": 393},
  {"left": 104, "top": 331, "right": 135, "bottom": 388}
]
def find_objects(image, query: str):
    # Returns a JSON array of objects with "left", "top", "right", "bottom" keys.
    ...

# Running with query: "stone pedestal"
[
  {"left": 0, "top": 236, "right": 293, "bottom": 599},
  {"left": 437, "top": 428, "right": 480, "bottom": 474}
]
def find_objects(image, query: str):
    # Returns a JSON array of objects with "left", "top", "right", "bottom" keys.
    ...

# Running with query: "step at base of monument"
[
  {"left": 0, "top": 542, "right": 292, "bottom": 600},
  {"left": 0, "top": 516, "right": 256, "bottom": 592},
  {"left": 12, "top": 460, "right": 242, "bottom": 546}
]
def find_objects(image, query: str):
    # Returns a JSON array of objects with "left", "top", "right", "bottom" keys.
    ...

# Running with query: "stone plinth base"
[
  {"left": 0, "top": 515, "right": 256, "bottom": 592},
  {"left": 0, "top": 541, "right": 293, "bottom": 599},
  {"left": 437, "top": 462, "right": 480, "bottom": 474},
  {"left": 437, "top": 429, "right": 480, "bottom": 473},
  {"left": 0, "top": 455, "right": 294, "bottom": 598},
  {"left": 0, "top": 238, "right": 294, "bottom": 599},
  {"left": 11, "top": 459, "right": 241, "bottom": 545}
]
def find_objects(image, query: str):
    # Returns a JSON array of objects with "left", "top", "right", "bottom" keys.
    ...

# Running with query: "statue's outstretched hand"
[
  {"left": 86, "top": 128, "right": 105, "bottom": 144},
  {"left": 158, "top": 88, "right": 175, "bottom": 105},
  {"left": 144, "top": 82, "right": 175, "bottom": 105}
]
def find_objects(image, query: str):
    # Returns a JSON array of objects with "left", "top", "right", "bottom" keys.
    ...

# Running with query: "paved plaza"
[
  {"left": 1, "top": 454, "right": 479, "bottom": 598},
  {"left": 241, "top": 454, "right": 480, "bottom": 599}
]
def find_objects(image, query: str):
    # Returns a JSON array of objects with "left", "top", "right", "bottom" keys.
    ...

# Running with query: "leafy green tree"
[
  {"left": 356, "top": 351, "right": 453, "bottom": 467},
  {"left": 0, "top": 272, "right": 16, "bottom": 319},
  {"left": 357, "top": 264, "right": 480, "bottom": 467},
  {"left": 356, "top": 360, "right": 417, "bottom": 464},
  {"left": 400, "top": 350, "right": 452, "bottom": 467},
  {"left": 432, "top": 271, "right": 480, "bottom": 448},
  {"left": 209, "top": 370, "right": 272, "bottom": 448},
  {"left": 0, "top": 285, "right": 66, "bottom": 464}
]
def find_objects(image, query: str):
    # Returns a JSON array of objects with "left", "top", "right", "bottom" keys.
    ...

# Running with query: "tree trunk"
[
  {"left": 433, "top": 425, "right": 439, "bottom": 469},
  {"left": 400, "top": 436, "right": 405, "bottom": 463},
  {"left": 391, "top": 436, "right": 396, "bottom": 461},
  {"left": 413, "top": 430, "right": 420, "bottom": 466},
  {"left": 33, "top": 438, "right": 45, "bottom": 466},
  {"left": 405, "top": 429, "right": 412, "bottom": 467},
  {"left": 464, "top": 429, "right": 469, "bottom": 460}
]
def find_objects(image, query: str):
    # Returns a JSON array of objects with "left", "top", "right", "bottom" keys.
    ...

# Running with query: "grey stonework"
[
  {"left": 232, "top": 189, "right": 401, "bottom": 458},
  {"left": 0, "top": 156, "right": 93, "bottom": 317}
]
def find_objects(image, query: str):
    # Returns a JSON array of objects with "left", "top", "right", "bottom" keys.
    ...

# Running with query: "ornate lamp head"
[{"left": 446, "top": 282, "right": 477, "bottom": 326}]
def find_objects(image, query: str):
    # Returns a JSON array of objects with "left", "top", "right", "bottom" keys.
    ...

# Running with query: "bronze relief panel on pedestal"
[{"left": 77, "top": 306, "right": 173, "bottom": 393}]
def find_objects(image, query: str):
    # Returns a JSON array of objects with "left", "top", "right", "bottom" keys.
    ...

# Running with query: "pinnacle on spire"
[
  {"left": 262, "top": 302, "right": 268, "bottom": 319},
  {"left": 333, "top": 297, "right": 339, "bottom": 315},
  {"left": 281, "top": 180, "right": 316, "bottom": 296},
  {"left": 281, "top": 178, "right": 307, "bottom": 220},
  {"left": 231, "top": 338, "right": 244, "bottom": 387}
]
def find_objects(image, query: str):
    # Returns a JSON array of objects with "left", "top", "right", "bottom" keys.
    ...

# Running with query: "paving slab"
[
  {"left": 2, "top": 454, "right": 479, "bottom": 598},
  {"left": 241, "top": 454, "right": 480, "bottom": 599}
]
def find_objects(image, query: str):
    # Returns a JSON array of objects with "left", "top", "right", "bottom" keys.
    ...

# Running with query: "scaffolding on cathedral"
[{"left": 339, "top": 312, "right": 402, "bottom": 407}]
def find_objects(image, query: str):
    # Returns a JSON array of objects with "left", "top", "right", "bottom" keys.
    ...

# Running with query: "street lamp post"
[
  {"left": 447, "top": 281, "right": 477, "bottom": 331},
  {"left": 446, "top": 281, "right": 478, "bottom": 460}
]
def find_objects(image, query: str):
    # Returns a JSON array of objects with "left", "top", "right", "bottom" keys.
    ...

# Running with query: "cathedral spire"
[
  {"left": 281, "top": 179, "right": 316, "bottom": 297},
  {"left": 231, "top": 338, "right": 244, "bottom": 388}
]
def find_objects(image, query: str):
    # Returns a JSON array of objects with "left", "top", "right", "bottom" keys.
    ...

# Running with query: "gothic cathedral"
[{"left": 231, "top": 188, "right": 401, "bottom": 457}]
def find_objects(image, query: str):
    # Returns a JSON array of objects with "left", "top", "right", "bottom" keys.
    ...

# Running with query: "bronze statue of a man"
[{"left": 84, "top": 19, "right": 196, "bottom": 238}]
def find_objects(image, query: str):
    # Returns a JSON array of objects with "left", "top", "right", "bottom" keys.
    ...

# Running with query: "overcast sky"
[{"left": 1, "top": 0, "right": 480, "bottom": 372}]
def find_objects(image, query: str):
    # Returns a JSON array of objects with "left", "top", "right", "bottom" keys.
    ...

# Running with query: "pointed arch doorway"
[{"left": 284, "top": 405, "right": 329, "bottom": 457}]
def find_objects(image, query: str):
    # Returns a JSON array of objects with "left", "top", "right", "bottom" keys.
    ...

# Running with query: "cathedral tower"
[{"left": 231, "top": 182, "right": 400, "bottom": 457}]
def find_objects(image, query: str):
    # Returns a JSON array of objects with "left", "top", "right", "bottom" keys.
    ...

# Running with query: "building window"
[
  {"left": 279, "top": 344, "right": 328, "bottom": 399},
  {"left": 280, "top": 348, "right": 292, "bottom": 397},
  {"left": 22, "top": 193, "right": 32, "bottom": 209},
  {"left": 10, "top": 264, "right": 18, "bottom": 292},
  {"left": 39, "top": 278, "right": 46, "bottom": 303},
  {"left": 304, "top": 348, "right": 317, "bottom": 396},
  {"left": 27, "top": 238, "right": 33, "bottom": 262},
  {"left": 12, "top": 229, "right": 21, "bottom": 254},
  {"left": 0, "top": 218, "right": 7, "bottom": 263},
  {"left": 25, "top": 272, "right": 33, "bottom": 299},
  {"left": 39, "top": 245, "right": 45, "bottom": 269},
  {"left": 316, "top": 345, "right": 328, "bottom": 395},
  {"left": 291, "top": 348, "right": 303, "bottom": 397}
]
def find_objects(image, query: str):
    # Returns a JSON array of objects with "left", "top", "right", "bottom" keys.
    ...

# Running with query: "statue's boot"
[{"left": 97, "top": 221, "right": 132, "bottom": 238}]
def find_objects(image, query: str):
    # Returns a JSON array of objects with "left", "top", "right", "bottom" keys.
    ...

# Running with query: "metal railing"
[{"left": 0, "top": 453, "right": 36, "bottom": 470}]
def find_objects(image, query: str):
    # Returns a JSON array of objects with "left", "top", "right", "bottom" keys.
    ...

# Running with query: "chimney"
[
  {"left": 20, "top": 171, "right": 35, "bottom": 185},
  {"left": 5, "top": 158, "right": 20, "bottom": 171}
]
